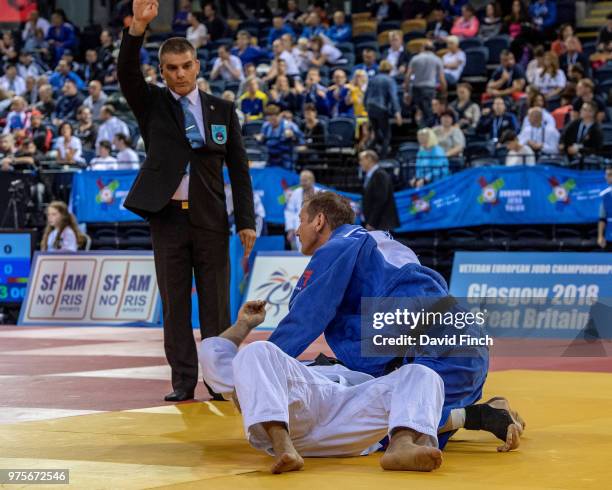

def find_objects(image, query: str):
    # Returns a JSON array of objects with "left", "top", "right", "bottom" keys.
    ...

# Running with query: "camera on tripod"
[{"left": 2, "top": 179, "right": 35, "bottom": 229}]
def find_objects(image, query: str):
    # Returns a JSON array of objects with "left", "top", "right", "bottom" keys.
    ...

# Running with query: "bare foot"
[
  {"left": 497, "top": 423, "right": 521, "bottom": 452},
  {"left": 271, "top": 451, "right": 304, "bottom": 474},
  {"left": 381, "top": 430, "right": 443, "bottom": 471}
]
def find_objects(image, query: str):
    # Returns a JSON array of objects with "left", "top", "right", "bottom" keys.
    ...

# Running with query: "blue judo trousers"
[{"left": 268, "top": 224, "right": 489, "bottom": 449}]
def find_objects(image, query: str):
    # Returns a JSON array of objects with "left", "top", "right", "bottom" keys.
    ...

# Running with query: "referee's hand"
[{"left": 238, "top": 228, "right": 256, "bottom": 257}]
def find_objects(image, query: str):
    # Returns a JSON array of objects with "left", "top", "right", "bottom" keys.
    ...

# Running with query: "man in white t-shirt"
[
  {"left": 96, "top": 105, "right": 129, "bottom": 149},
  {"left": 113, "top": 133, "right": 140, "bottom": 169},
  {"left": 442, "top": 36, "right": 466, "bottom": 85},
  {"left": 210, "top": 45, "right": 244, "bottom": 82},
  {"left": 89, "top": 140, "right": 118, "bottom": 170},
  {"left": 501, "top": 130, "right": 535, "bottom": 166},
  {"left": 272, "top": 39, "right": 300, "bottom": 77}
]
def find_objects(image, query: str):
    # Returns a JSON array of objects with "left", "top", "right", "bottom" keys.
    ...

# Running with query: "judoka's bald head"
[{"left": 297, "top": 192, "right": 355, "bottom": 255}]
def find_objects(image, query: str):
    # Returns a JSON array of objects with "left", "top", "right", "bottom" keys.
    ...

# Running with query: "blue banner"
[{"left": 395, "top": 166, "right": 607, "bottom": 232}]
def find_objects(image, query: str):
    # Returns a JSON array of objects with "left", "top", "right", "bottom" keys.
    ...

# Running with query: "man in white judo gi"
[{"left": 199, "top": 300, "right": 523, "bottom": 474}]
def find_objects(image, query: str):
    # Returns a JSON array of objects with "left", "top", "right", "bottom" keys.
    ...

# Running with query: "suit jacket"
[
  {"left": 560, "top": 119, "right": 603, "bottom": 156},
  {"left": 117, "top": 29, "right": 255, "bottom": 233},
  {"left": 363, "top": 168, "right": 399, "bottom": 230}
]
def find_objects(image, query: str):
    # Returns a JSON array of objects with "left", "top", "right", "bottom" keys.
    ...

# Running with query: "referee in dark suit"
[
  {"left": 358, "top": 150, "right": 399, "bottom": 231},
  {"left": 118, "top": 0, "right": 256, "bottom": 402}
]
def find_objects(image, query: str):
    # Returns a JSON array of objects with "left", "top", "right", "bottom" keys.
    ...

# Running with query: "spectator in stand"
[
  {"left": 34, "top": 84, "right": 55, "bottom": 119},
  {"left": 83, "top": 80, "right": 108, "bottom": 121},
  {"left": 386, "top": 31, "right": 410, "bottom": 77},
  {"left": 353, "top": 48, "right": 379, "bottom": 79},
  {"left": 477, "top": 96, "right": 519, "bottom": 142},
  {"left": 269, "top": 14, "right": 295, "bottom": 46},
  {"left": 434, "top": 110, "right": 465, "bottom": 158},
  {"left": 531, "top": 52, "right": 566, "bottom": 100},
  {"left": 303, "top": 68, "right": 330, "bottom": 117},
  {"left": 560, "top": 101, "right": 603, "bottom": 158},
  {"left": 442, "top": 36, "right": 466, "bottom": 86},
  {"left": 404, "top": 42, "right": 447, "bottom": 128},
  {"left": 451, "top": 82, "right": 481, "bottom": 129},
  {"left": 571, "top": 79, "right": 606, "bottom": 123},
  {"left": 371, "top": 0, "right": 401, "bottom": 22},
  {"left": 327, "top": 11, "right": 351, "bottom": 44},
  {"left": 298, "top": 103, "right": 325, "bottom": 148},
  {"left": 359, "top": 149, "right": 399, "bottom": 230},
  {"left": 518, "top": 107, "right": 560, "bottom": 156},
  {"left": 427, "top": 5, "right": 452, "bottom": 41},
  {"left": 40, "top": 201, "right": 85, "bottom": 252},
  {"left": 232, "top": 31, "right": 263, "bottom": 66},
  {"left": 98, "top": 29, "right": 115, "bottom": 70},
  {"left": 451, "top": 4, "right": 480, "bottom": 39},
  {"left": 503, "top": 0, "right": 529, "bottom": 40},
  {"left": 45, "top": 10, "right": 76, "bottom": 64},
  {"left": 0, "top": 30, "right": 17, "bottom": 58},
  {"left": 597, "top": 167, "right": 612, "bottom": 250},
  {"left": 172, "top": 0, "right": 192, "bottom": 35},
  {"left": 75, "top": 106, "right": 98, "bottom": 151},
  {"left": 501, "top": 129, "right": 535, "bottom": 166},
  {"left": 113, "top": 133, "right": 140, "bottom": 169},
  {"left": 326, "top": 69, "right": 354, "bottom": 118},
  {"left": 301, "top": 12, "right": 326, "bottom": 39},
  {"left": 22, "top": 76, "right": 38, "bottom": 106},
  {"left": 89, "top": 140, "right": 118, "bottom": 169},
  {"left": 0, "top": 64, "right": 26, "bottom": 96},
  {"left": 203, "top": 2, "right": 228, "bottom": 42},
  {"left": 413, "top": 128, "right": 448, "bottom": 188},
  {"left": 52, "top": 80, "right": 84, "bottom": 125},
  {"left": 552, "top": 24, "right": 581, "bottom": 56},
  {"left": 519, "top": 89, "right": 556, "bottom": 128},
  {"left": 28, "top": 110, "right": 53, "bottom": 153},
  {"left": 0, "top": 134, "right": 16, "bottom": 170},
  {"left": 269, "top": 39, "right": 300, "bottom": 78},
  {"left": 559, "top": 37, "right": 589, "bottom": 78},
  {"left": 239, "top": 77, "right": 268, "bottom": 121},
  {"left": 485, "top": 49, "right": 526, "bottom": 101},
  {"left": 221, "top": 90, "right": 245, "bottom": 126},
  {"left": 210, "top": 45, "right": 244, "bottom": 82},
  {"left": 552, "top": 87, "right": 576, "bottom": 130},
  {"left": 17, "top": 50, "right": 44, "bottom": 79},
  {"left": 597, "top": 13, "right": 612, "bottom": 52},
  {"left": 283, "top": 0, "right": 303, "bottom": 29},
  {"left": 237, "top": 65, "right": 265, "bottom": 95},
  {"left": 349, "top": 69, "right": 369, "bottom": 122},
  {"left": 442, "top": 0, "right": 468, "bottom": 16},
  {"left": 49, "top": 59, "right": 85, "bottom": 91},
  {"left": 292, "top": 37, "right": 313, "bottom": 73},
  {"left": 96, "top": 104, "right": 129, "bottom": 149},
  {"left": 284, "top": 169, "right": 321, "bottom": 249},
  {"left": 480, "top": 2, "right": 502, "bottom": 40},
  {"left": 186, "top": 12, "right": 208, "bottom": 49},
  {"left": 310, "top": 35, "right": 343, "bottom": 67},
  {"left": 526, "top": 45, "right": 546, "bottom": 85},
  {"left": 2, "top": 96, "right": 30, "bottom": 135},
  {"left": 54, "top": 121, "right": 84, "bottom": 165},
  {"left": 364, "top": 60, "right": 401, "bottom": 158},
  {"left": 256, "top": 104, "right": 304, "bottom": 169},
  {"left": 264, "top": 59, "right": 292, "bottom": 88},
  {"left": 78, "top": 49, "right": 105, "bottom": 83},
  {"left": 269, "top": 75, "right": 303, "bottom": 113},
  {"left": 22, "top": 10, "right": 50, "bottom": 44},
  {"left": 529, "top": 0, "right": 557, "bottom": 33}
]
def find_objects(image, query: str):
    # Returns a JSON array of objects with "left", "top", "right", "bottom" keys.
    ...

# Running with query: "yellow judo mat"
[{"left": 1, "top": 369, "right": 611, "bottom": 490}]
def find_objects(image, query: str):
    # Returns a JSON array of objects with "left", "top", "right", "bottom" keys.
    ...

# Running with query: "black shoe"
[
  {"left": 204, "top": 380, "right": 227, "bottom": 401},
  {"left": 164, "top": 390, "right": 194, "bottom": 402}
]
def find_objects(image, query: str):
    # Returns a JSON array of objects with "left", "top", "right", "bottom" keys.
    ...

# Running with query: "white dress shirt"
[
  {"left": 518, "top": 122, "right": 560, "bottom": 155},
  {"left": 170, "top": 86, "right": 206, "bottom": 200},
  {"left": 96, "top": 116, "right": 129, "bottom": 149},
  {"left": 116, "top": 148, "right": 140, "bottom": 168},
  {"left": 211, "top": 54, "right": 245, "bottom": 81},
  {"left": 0, "top": 75, "right": 26, "bottom": 96}
]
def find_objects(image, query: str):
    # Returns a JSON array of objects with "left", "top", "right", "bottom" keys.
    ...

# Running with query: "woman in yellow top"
[{"left": 348, "top": 69, "right": 369, "bottom": 135}]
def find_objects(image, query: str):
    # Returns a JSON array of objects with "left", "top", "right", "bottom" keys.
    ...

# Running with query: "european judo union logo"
[
  {"left": 477, "top": 176, "right": 504, "bottom": 211},
  {"left": 256, "top": 268, "right": 300, "bottom": 315},
  {"left": 547, "top": 176, "right": 575, "bottom": 209},
  {"left": 95, "top": 178, "right": 120, "bottom": 208},
  {"left": 409, "top": 190, "right": 435, "bottom": 216}
]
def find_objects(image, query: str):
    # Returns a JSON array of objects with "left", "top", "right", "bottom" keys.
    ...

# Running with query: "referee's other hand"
[{"left": 239, "top": 228, "right": 256, "bottom": 257}]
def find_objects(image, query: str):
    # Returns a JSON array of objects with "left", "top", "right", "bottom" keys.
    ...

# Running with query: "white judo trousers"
[{"left": 199, "top": 338, "right": 445, "bottom": 458}]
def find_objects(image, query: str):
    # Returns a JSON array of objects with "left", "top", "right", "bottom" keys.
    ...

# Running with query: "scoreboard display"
[{"left": 0, "top": 231, "right": 34, "bottom": 305}]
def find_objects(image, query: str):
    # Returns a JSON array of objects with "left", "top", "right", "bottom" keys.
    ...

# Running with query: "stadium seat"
[
  {"left": 537, "top": 156, "right": 566, "bottom": 166},
  {"left": 209, "top": 79, "right": 225, "bottom": 95},
  {"left": 403, "top": 31, "right": 425, "bottom": 43},
  {"left": 601, "top": 123, "right": 612, "bottom": 144},
  {"left": 377, "top": 21, "right": 401, "bottom": 34},
  {"left": 225, "top": 80, "right": 240, "bottom": 94},
  {"left": 242, "top": 120, "right": 264, "bottom": 137},
  {"left": 594, "top": 66, "right": 612, "bottom": 85},
  {"left": 327, "top": 117, "right": 355, "bottom": 147},
  {"left": 82, "top": 149, "right": 95, "bottom": 164},
  {"left": 459, "top": 38, "right": 483, "bottom": 51},
  {"left": 337, "top": 42, "right": 355, "bottom": 55},
  {"left": 378, "top": 158, "right": 402, "bottom": 188},
  {"left": 582, "top": 41, "right": 597, "bottom": 60},
  {"left": 352, "top": 33, "right": 377, "bottom": 45},
  {"left": 461, "top": 47, "right": 489, "bottom": 82},
  {"left": 353, "top": 20, "right": 378, "bottom": 36},
  {"left": 596, "top": 79, "right": 612, "bottom": 98},
  {"left": 397, "top": 141, "right": 420, "bottom": 163},
  {"left": 401, "top": 19, "right": 427, "bottom": 33},
  {"left": 484, "top": 35, "right": 511, "bottom": 64}
]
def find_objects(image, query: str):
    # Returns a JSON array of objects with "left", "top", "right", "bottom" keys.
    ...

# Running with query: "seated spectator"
[
  {"left": 552, "top": 24, "right": 581, "bottom": 57},
  {"left": 386, "top": 30, "right": 410, "bottom": 77},
  {"left": 326, "top": 69, "right": 354, "bottom": 118},
  {"left": 310, "top": 35, "right": 343, "bottom": 67},
  {"left": 113, "top": 133, "right": 140, "bottom": 169},
  {"left": 477, "top": 96, "right": 519, "bottom": 142},
  {"left": 203, "top": 3, "right": 228, "bottom": 42},
  {"left": 531, "top": 52, "right": 566, "bottom": 100},
  {"left": 559, "top": 37, "right": 588, "bottom": 78},
  {"left": 451, "top": 4, "right": 480, "bottom": 38},
  {"left": 292, "top": 37, "right": 313, "bottom": 73},
  {"left": 221, "top": 90, "right": 245, "bottom": 126},
  {"left": 2, "top": 96, "right": 29, "bottom": 135},
  {"left": 501, "top": 129, "right": 535, "bottom": 166},
  {"left": 27, "top": 110, "right": 53, "bottom": 153},
  {"left": 45, "top": 10, "right": 76, "bottom": 64},
  {"left": 413, "top": 128, "right": 448, "bottom": 187},
  {"left": 597, "top": 13, "right": 612, "bottom": 52},
  {"left": 75, "top": 106, "right": 98, "bottom": 150},
  {"left": 256, "top": 104, "right": 304, "bottom": 169},
  {"left": 83, "top": 80, "right": 108, "bottom": 121},
  {"left": 41, "top": 201, "right": 85, "bottom": 252},
  {"left": 186, "top": 12, "right": 207, "bottom": 49},
  {"left": 269, "top": 75, "right": 303, "bottom": 113},
  {"left": 97, "top": 29, "right": 115, "bottom": 70},
  {"left": 49, "top": 59, "right": 85, "bottom": 91},
  {"left": 520, "top": 89, "right": 556, "bottom": 128},
  {"left": 22, "top": 76, "right": 38, "bottom": 106},
  {"left": 552, "top": 87, "right": 577, "bottom": 130},
  {"left": 302, "top": 67, "right": 330, "bottom": 117},
  {"left": 270, "top": 39, "right": 300, "bottom": 78},
  {"left": 529, "top": 0, "right": 557, "bottom": 32},
  {"left": 326, "top": 11, "right": 351, "bottom": 44},
  {"left": 210, "top": 45, "right": 244, "bottom": 82},
  {"left": 52, "top": 80, "right": 83, "bottom": 126},
  {"left": 0, "top": 64, "right": 26, "bottom": 96},
  {"left": 298, "top": 103, "right": 325, "bottom": 148},
  {"left": 232, "top": 31, "right": 263, "bottom": 66},
  {"left": 371, "top": 0, "right": 401, "bottom": 22},
  {"left": 518, "top": 107, "right": 560, "bottom": 156},
  {"left": 0, "top": 134, "right": 17, "bottom": 170},
  {"left": 89, "top": 140, "right": 118, "bottom": 169},
  {"left": 486, "top": 50, "right": 526, "bottom": 101},
  {"left": 427, "top": 5, "right": 452, "bottom": 40},
  {"left": 17, "top": 50, "right": 44, "bottom": 79},
  {"left": 503, "top": 0, "right": 530, "bottom": 39},
  {"left": 22, "top": 10, "right": 51, "bottom": 44},
  {"left": 349, "top": 69, "right": 369, "bottom": 121},
  {"left": 442, "top": 36, "right": 466, "bottom": 85},
  {"left": 571, "top": 79, "right": 606, "bottom": 123},
  {"left": 78, "top": 49, "right": 105, "bottom": 84},
  {"left": 526, "top": 46, "right": 546, "bottom": 85},
  {"left": 450, "top": 82, "right": 481, "bottom": 129},
  {"left": 434, "top": 110, "right": 465, "bottom": 157},
  {"left": 428, "top": 96, "right": 449, "bottom": 128},
  {"left": 54, "top": 121, "right": 84, "bottom": 164},
  {"left": 172, "top": 0, "right": 192, "bottom": 35},
  {"left": 283, "top": 0, "right": 303, "bottom": 28},
  {"left": 560, "top": 101, "right": 604, "bottom": 158},
  {"left": 301, "top": 12, "right": 325, "bottom": 39},
  {"left": 96, "top": 104, "right": 129, "bottom": 149},
  {"left": 269, "top": 14, "right": 295, "bottom": 46},
  {"left": 480, "top": 2, "right": 502, "bottom": 39},
  {"left": 353, "top": 48, "right": 379, "bottom": 79},
  {"left": 239, "top": 77, "right": 268, "bottom": 121},
  {"left": 14, "top": 138, "right": 43, "bottom": 168},
  {"left": 237, "top": 65, "right": 265, "bottom": 95}
]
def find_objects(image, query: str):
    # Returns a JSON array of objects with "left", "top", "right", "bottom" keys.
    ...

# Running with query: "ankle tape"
[{"left": 464, "top": 404, "right": 514, "bottom": 442}]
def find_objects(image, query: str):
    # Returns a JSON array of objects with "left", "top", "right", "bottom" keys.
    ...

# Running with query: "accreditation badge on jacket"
[{"left": 211, "top": 124, "right": 227, "bottom": 144}]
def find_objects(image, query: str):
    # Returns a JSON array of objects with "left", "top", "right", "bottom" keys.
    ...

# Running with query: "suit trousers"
[{"left": 149, "top": 202, "right": 230, "bottom": 392}]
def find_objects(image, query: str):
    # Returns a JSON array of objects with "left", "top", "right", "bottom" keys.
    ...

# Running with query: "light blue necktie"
[{"left": 179, "top": 96, "right": 205, "bottom": 149}]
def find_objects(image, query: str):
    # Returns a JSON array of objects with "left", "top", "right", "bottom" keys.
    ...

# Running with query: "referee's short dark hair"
[{"left": 159, "top": 37, "right": 197, "bottom": 64}]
